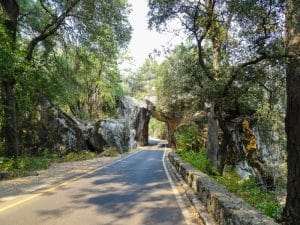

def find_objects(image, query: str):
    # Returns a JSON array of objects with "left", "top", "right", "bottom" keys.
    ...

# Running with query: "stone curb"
[{"left": 168, "top": 153, "right": 279, "bottom": 225}]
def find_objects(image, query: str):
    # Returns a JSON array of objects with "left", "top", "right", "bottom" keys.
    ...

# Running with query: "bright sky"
[{"left": 120, "top": 0, "right": 185, "bottom": 73}]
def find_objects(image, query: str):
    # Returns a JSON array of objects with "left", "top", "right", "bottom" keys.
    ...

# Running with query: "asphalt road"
[{"left": 0, "top": 145, "right": 189, "bottom": 225}]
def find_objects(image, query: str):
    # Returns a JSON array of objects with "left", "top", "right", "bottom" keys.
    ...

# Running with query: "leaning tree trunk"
[{"left": 284, "top": 0, "right": 300, "bottom": 223}]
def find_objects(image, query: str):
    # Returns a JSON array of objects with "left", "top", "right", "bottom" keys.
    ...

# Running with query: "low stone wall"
[{"left": 168, "top": 153, "right": 278, "bottom": 225}]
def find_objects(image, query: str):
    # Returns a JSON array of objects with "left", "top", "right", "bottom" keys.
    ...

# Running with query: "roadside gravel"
[{"left": 0, "top": 149, "right": 140, "bottom": 199}]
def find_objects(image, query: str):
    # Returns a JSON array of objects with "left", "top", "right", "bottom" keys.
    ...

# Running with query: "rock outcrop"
[
  {"left": 217, "top": 116, "right": 280, "bottom": 188},
  {"left": 97, "top": 119, "right": 136, "bottom": 153},
  {"left": 36, "top": 96, "right": 150, "bottom": 154},
  {"left": 38, "top": 99, "right": 87, "bottom": 154},
  {"left": 117, "top": 97, "right": 151, "bottom": 146}
]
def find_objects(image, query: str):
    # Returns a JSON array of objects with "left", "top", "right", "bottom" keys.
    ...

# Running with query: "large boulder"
[
  {"left": 97, "top": 119, "right": 136, "bottom": 153},
  {"left": 220, "top": 116, "right": 282, "bottom": 188},
  {"left": 117, "top": 97, "right": 151, "bottom": 146},
  {"left": 38, "top": 99, "right": 87, "bottom": 154},
  {"left": 36, "top": 96, "right": 149, "bottom": 154}
]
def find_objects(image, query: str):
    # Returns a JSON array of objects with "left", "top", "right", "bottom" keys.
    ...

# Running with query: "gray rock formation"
[
  {"left": 39, "top": 99, "right": 87, "bottom": 154},
  {"left": 37, "top": 96, "right": 149, "bottom": 154},
  {"left": 97, "top": 119, "right": 135, "bottom": 153},
  {"left": 117, "top": 97, "right": 151, "bottom": 146}
]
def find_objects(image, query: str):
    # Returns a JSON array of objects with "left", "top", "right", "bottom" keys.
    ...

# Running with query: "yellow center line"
[
  {"left": 0, "top": 150, "right": 142, "bottom": 213},
  {"left": 0, "top": 171, "right": 89, "bottom": 212}
]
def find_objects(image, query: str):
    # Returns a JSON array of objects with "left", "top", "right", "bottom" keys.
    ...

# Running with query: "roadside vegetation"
[
  {"left": 178, "top": 148, "right": 282, "bottom": 220},
  {"left": 0, "top": 147, "right": 119, "bottom": 180},
  {"left": 176, "top": 126, "right": 283, "bottom": 221}
]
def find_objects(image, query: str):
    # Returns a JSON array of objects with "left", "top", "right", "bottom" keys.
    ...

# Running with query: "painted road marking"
[
  {"left": 0, "top": 150, "right": 142, "bottom": 213},
  {"left": 162, "top": 146, "right": 194, "bottom": 225}
]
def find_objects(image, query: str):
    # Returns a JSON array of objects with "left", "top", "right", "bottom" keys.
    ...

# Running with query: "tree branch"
[
  {"left": 25, "top": 0, "right": 80, "bottom": 61},
  {"left": 39, "top": 0, "right": 56, "bottom": 18},
  {"left": 0, "top": 0, "right": 19, "bottom": 42}
]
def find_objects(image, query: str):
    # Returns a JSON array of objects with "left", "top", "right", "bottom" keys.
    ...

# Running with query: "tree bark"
[
  {"left": 1, "top": 77, "right": 19, "bottom": 156},
  {"left": 284, "top": 1, "right": 300, "bottom": 223},
  {"left": 166, "top": 121, "right": 178, "bottom": 149},
  {"left": 216, "top": 109, "right": 231, "bottom": 175},
  {"left": 0, "top": 0, "right": 20, "bottom": 156},
  {"left": 207, "top": 103, "right": 219, "bottom": 168}
]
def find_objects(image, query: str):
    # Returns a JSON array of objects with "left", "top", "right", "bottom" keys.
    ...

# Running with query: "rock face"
[
  {"left": 97, "top": 119, "right": 136, "bottom": 153},
  {"left": 74, "top": 120, "right": 106, "bottom": 152},
  {"left": 37, "top": 96, "right": 150, "bottom": 154},
  {"left": 218, "top": 116, "right": 282, "bottom": 188},
  {"left": 39, "top": 99, "right": 87, "bottom": 154},
  {"left": 117, "top": 97, "right": 151, "bottom": 146}
]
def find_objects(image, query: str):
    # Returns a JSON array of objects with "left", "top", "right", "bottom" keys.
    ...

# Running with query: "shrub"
[
  {"left": 176, "top": 123, "right": 201, "bottom": 151},
  {"left": 101, "top": 147, "right": 119, "bottom": 157},
  {"left": 63, "top": 150, "right": 96, "bottom": 162},
  {"left": 177, "top": 149, "right": 218, "bottom": 175},
  {"left": 0, "top": 150, "right": 97, "bottom": 179}
]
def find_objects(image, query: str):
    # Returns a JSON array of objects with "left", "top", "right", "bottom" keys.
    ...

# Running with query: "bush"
[
  {"left": 0, "top": 150, "right": 97, "bottom": 179},
  {"left": 176, "top": 123, "right": 202, "bottom": 151},
  {"left": 177, "top": 149, "right": 218, "bottom": 175},
  {"left": 62, "top": 150, "right": 96, "bottom": 162},
  {"left": 0, "top": 156, "right": 51, "bottom": 178},
  {"left": 101, "top": 147, "right": 119, "bottom": 157}
]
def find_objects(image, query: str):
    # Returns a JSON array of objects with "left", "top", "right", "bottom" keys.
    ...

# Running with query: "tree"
[
  {"left": 284, "top": 0, "right": 300, "bottom": 224},
  {"left": 127, "top": 58, "right": 159, "bottom": 99},
  {"left": 148, "top": 0, "right": 284, "bottom": 174},
  {"left": 0, "top": 0, "right": 20, "bottom": 156},
  {"left": 0, "top": 0, "right": 131, "bottom": 156},
  {"left": 58, "top": 47, "right": 124, "bottom": 120}
]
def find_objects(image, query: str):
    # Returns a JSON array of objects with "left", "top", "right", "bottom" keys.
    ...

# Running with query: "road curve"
[{"left": 0, "top": 146, "right": 189, "bottom": 225}]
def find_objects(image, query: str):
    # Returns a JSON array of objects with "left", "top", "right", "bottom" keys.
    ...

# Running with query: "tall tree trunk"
[
  {"left": 2, "top": 77, "right": 19, "bottom": 156},
  {"left": 166, "top": 121, "right": 177, "bottom": 149},
  {"left": 284, "top": 1, "right": 300, "bottom": 224},
  {"left": 207, "top": 103, "right": 219, "bottom": 168},
  {"left": 207, "top": 37, "right": 222, "bottom": 168},
  {"left": 216, "top": 109, "right": 230, "bottom": 175},
  {"left": 0, "top": 0, "right": 20, "bottom": 156}
]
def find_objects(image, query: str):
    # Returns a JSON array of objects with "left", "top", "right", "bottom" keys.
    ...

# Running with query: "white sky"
[{"left": 120, "top": 0, "right": 186, "bottom": 74}]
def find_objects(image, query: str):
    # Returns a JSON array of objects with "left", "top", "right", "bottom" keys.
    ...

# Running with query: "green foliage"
[
  {"left": 0, "top": 150, "right": 97, "bottom": 179},
  {"left": 176, "top": 123, "right": 200, "bottom": 151},
  {"left": 179, "top": 150, "right": 282, "bottom": 220},
  {"left": 127, "top": 58, "right": 159, "bottom": 99},
  {"left": 62, "top": 151, "right": 97, "bottom": 162},
  {"left": 214, "top": 172, "right": 282, "bottom": 221},
  {"left": 154, "top": 44, "right": 204, "bottom": 123},
  {"left": 149, "top": 119, "right": 167, "bottom": 139},
  {"left": 177, "top": 149, "right": 218, "bottom": 175},
  {"left": 0, "top": 156, "right": 51, "bottom": 178},
  {"left": 53, "top": 48, "right": 124, "bottom": 120},
  {"left": 0, "top": 0, "right": 132, "bottom": 156},
  {"left": 101, "top": 147, "right": 119, "bottom": 157}
]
